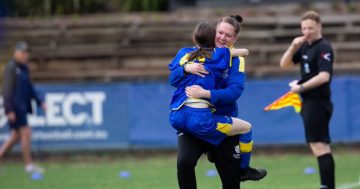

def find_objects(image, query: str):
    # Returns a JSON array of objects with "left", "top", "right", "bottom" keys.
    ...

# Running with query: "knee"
[
  {"left": 177, "top": 156, "right": 198, "bottom": 170},
  {"left": 309, "top": 142, "right": 331, "bottom": 156},
  {"left": 244, "top": 122, "right": 252, "bottom": 133},
  {"left": 20, "top": 127, "right": 32, "bottom": 140},
  {"left": 10, "top": 131, "right": 20, "bottom": 141}
]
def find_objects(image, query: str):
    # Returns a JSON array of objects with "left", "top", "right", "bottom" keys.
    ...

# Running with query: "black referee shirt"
[{"left": 292, "top": 38, "right": 334, "bottom": 101}]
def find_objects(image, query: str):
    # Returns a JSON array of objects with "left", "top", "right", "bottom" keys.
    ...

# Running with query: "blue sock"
[{"left": 239, "top": 130, "right": 253, "bottom": 169}]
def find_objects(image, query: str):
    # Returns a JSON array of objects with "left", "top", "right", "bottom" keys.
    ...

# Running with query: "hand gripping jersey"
[
  {"left": 168, "top": 47, "right": 234, "bottom": 145},
  {"left": 168, "top": 48, "right": 246, "bottom": 117},
  {"left": 168, "top": 47, "right": 231, "bottom": 111}
]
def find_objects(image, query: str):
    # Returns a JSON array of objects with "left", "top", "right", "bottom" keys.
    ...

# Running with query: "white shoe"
[{"left": 25, "top": 164, "right": 45, "bottom": 174}]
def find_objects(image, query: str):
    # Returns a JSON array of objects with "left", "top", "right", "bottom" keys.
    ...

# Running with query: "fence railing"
[{"left": 1, "top": 14, "right": 360, "bottom": 82}]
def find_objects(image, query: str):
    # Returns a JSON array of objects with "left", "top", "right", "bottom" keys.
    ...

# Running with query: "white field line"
[{"left": 337, "top": 175, "right": 360, "bottom": 189}]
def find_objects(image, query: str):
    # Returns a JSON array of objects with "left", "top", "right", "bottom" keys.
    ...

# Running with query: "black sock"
[{"left": 317, "top": 153, "right": 335, "bottom": 189}]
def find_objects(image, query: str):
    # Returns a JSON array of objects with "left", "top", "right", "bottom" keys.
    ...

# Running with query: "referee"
[
  {"left": 0, "top": 42, "right": 45, "bottom": 173},
  {"left": 280, "top": 11, "right": 335, "bottom": 189}
]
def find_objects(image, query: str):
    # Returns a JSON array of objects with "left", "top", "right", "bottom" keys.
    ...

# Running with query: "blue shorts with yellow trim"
[{"left": 169, "top": 106, "right": 233, "bottom": 146}]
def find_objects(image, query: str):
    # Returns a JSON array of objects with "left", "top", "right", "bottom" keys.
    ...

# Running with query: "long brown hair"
[{"left": 188, "top": 22, "right": 216, "bottom": 61}]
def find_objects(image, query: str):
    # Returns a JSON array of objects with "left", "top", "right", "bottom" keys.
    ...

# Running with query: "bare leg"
[
  {"left": 19, "top": 126, "right": 32, "bottom": 166},
  {"left": 309, "top": 142, "right": 331, "bottom": 157},
  {"left": 0, "top": 130, "right": 20, "bottom": 160},
  {"left": 228, "top": 118, "right": 251, "bottom": 136}
]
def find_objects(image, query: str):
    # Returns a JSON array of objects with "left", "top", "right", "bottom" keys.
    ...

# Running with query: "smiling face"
[
  {"left": 215, "top": 22, "right": 238, "bottom": 48},
  {"left": 301, "top": 19, "right": 322, "bottom": 43}
]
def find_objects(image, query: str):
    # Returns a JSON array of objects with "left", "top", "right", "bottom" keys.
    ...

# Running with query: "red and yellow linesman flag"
[{"left": 264, "top": 91, "right": 302, "bottom": 113}]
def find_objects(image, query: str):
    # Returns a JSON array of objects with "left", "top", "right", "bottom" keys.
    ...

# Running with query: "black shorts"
[
  {"left": 177, "top": 133, "right": 240, "bottom": 189},
  {"left": 8, "top": 110, "right": 28, "bottom": 130},
  {"left": 301, "top": 99, "right": 333, "bottom": 143},
  {"left": 209, "top": 135, "right": 241, "bottom": 189}
]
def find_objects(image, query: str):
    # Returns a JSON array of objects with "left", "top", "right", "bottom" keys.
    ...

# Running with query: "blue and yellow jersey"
[
  {"left": 212, "top": 56, "right": 246, "bottom": 117},
  {"left": 169, "top": 48, "right": 246, "bottom": 117},
  {"left": 168, "top": 47, "right": 232, "bottom": 111}
]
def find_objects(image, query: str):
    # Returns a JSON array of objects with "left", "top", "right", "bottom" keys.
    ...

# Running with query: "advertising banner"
[
  {"left": 0, "top": 83, "right": 130, "bottom": 151},
  {"left": 1, "top": 76, "right": 359, "bottom": 151}
]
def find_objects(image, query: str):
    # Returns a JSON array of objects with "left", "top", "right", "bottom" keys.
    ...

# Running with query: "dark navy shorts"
[{"left": 8, "top": 110, "right": 28, "bottom": 130}]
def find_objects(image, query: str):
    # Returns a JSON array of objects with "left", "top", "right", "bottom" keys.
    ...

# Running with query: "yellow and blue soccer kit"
[
  {"left": 169, "top": 47, "right": 234, "bottom": 146},
  {"left": 169, "top": 47, "right": 253, "bottom": 169}
]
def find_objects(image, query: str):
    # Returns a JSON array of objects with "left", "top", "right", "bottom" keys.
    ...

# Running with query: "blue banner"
[
  {"left": 0, "top": 83, "right": 131, "bottom": 151},
  {"left": 1, "top": 76, "right": 360, "bottom": 151}
]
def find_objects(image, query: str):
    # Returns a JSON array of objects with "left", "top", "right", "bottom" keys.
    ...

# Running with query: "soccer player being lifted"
[{"left": 169, "top": 21, "right": 267, "bottom": 183}]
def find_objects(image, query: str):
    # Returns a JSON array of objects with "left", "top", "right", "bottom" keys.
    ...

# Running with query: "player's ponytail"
[
  {"left": 188, "top": 22, "right": 216, "bottom": 61},
  {"left": 188, "top": 47, "right": 213, "bottom": 61},
  {"left": 230, "top": 15, "right": 243, "bottom": 24}
]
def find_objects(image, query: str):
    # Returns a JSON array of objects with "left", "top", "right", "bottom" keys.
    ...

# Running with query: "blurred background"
[{"left": 0, "top": 1, "right": 359, "bottom": 188}]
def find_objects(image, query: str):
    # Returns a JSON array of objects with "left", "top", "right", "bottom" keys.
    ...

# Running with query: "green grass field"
[{"left": 0, "top": 151, "right": 359, "bottom": 189}]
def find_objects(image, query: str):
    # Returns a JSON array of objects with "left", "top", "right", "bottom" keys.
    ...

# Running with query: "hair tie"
[{"left": 231, "top": 15, "right": 243, "bottom": 23}]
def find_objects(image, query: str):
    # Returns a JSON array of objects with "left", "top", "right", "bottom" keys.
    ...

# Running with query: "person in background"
[
  {"left": 0, "top": 41, "right": 45, "bottom": 174},
  {"left": 280, "top": 11, "right": 335, "bottom": 189}
]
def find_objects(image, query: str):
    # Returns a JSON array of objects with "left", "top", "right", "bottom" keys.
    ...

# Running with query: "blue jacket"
[
  {"left": 2, "top": 59, "right": 42, "bottom": 114},
  {"left": 169, "top": 48, "right": 246, "bottom": 117}
]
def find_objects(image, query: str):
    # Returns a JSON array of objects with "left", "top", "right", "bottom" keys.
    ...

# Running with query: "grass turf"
[{"left": 0, "top": 151, "right": 359, "bottom": 189}]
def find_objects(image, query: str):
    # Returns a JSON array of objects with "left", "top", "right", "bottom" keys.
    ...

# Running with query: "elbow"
[
  {"left": 279, "top": 60, "right": 288, "bottom": 69},
  {"left": 234, "top": 90, "right": 244, "bottom": 99},
  {"left": 168, "top": 75, "right": 175, "bottom": 86},
  {"left": 168, "top": 80, "right": 176, "bottom": 87},
  {"left": 279, "top": 62, "right": 286, "bottom": 69},
  {"left": 168, "top": 78, "right": 178, "bottom": 87},
  {"left": 243, "top": 49, "right": 249, "bottom": 57},
  {"left": 232, "top": 86, "right": 244, "bottom": 100},
  {"left": 279, "top": 56, "right": 293, "bottom": 69},
  {"left": 322, "top": 76, "right": 330, "bottom": 83},
  {"left": 319, "top": 72, "right": 331, "bottom": 83}
]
